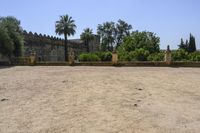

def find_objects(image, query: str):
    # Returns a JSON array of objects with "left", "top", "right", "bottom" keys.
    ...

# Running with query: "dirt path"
[{"left": 0, "top": 66, "right": 200, "bottom": 133}]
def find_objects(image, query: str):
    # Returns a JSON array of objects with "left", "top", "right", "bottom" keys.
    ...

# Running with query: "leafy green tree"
[
  {"left": 80, "top": 28, "right": 94, "bottom": 53},
  {"left": 0, "top": 27, "right": 14, "bottom": 57},
  {"left": 118, "top": 31, "right": 160, "bottom": 54},
  {"left": 116, "top": 19, "right": 132, "bottom": 47},
  {"left": 97, "top": 22, "right": 116, "bottom": 51},
  {"left": 188, "top": 33, "right": 196, "bottom": 53},
  {"left": 97, "top": 20, "right": 132, "bottom": 51},
  {"left": 0, "top": 16, "right": 24, "bottom": 57},
  {"left": 55, "top": 15, "right": 76, "bottom": 61}
]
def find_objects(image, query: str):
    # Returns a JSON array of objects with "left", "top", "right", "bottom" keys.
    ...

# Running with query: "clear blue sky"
[{"left": 1, "top": 0, "right": 200, "bottom": 49}]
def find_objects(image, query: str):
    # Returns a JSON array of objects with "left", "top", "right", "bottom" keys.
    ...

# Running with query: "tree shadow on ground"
[{"left": 0, "top": 66, "right": 13, "bottom": 69}]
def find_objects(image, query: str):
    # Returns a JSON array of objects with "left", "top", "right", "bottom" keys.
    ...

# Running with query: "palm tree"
[
  {"left": 97, "top": 22, "right": 116, "bottom": 51},
  {"left": 55, "top": 15, "right": 76, "bottom": 61},
  {"left": 80, "top": 28, "right": 94, "bottom": 53}
]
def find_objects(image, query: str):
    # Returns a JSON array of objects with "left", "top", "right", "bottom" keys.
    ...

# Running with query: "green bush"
[
  {"left": 188, "top": 52, "right": 200, "bottom": 61},
  {"left": 118, "top": 48, "right": 150, "bottom": 61},
  {"left": 79, "top": 53, "right": 101, "bottom": 62},
  {"left": 117, "top": 46, "right": 131, "bottom": 61},
  {"left": 118, "top": 52, "right": 131, "bottom": 61},
  {"left": 129, "top": 48, "right": 150, "bottom": 61},
  {"left": 147, "top": 52, "right": 164, "bottom": 61},
  {"left": 172, "top": 49, "right": 189, "bottom": 61},
  {"left": 95, "top": 52, "right": 112, "bottom": 61}
]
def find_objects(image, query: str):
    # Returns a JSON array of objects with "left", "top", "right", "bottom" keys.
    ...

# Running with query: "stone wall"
[
  {"left": 23, "top": 31, "right": 100, "bottom": 62},
  {"left": 0, "top": 54, "right": 9, "bottom": 62}
]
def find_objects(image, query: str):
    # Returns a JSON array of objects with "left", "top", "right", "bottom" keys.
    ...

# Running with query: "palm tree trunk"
[
  {"left": 111, "top": 43, "right": 113, "bottom": 52},
  {"left": 64, "top": 34, "right": 68, "bottom": 61},
  {"left": 87, "top": 40, "right": 90, "bottom": 53}
]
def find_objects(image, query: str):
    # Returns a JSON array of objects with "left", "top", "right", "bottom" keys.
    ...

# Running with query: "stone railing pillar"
[
  {"left": 30, "top": 52, "right": 36, "bottom": 65},
  {"left": 165, "top": 45, "right": 172, "bottom": 65},
  {"left": 68, "top": 48, "right": 75, "bottom": 65},
  {"left": 112, "top": 50, "right": 118, "bottom": 65}
]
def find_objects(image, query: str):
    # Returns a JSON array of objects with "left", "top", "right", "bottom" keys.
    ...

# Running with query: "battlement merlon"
[{"left": 23, "top": 30, "right": 100, "bottom": 45}]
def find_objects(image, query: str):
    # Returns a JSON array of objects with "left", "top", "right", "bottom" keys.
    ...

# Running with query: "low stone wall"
[
  {"left": 170, "top": 62, "right": 200, "bottom": 67},
  {"left": 10, "top": 57, "right": 32, "bottom": 66},
  {"left": 117, "top": 61, "right": 200, "bottom": 67},
  {"left": 0, "top": 54, "right": 9, "bottom": 62},
  {"left": 0, "top": 61, "right": 10, "bottom": 65},
  {"left": 35, "top": 62, "right": 70, "bottom": 66},
  {"left": 117, "top": 61, "right": 167, "bottom": 67},
  {"left": 35, "top": 61, "right": 200, "bottom": 67},
  {"left": 1, "top": 60, "right": 200, "bottom": 67},
  {"left": 76, "top": 62, "right": 112, "bottom": 66}
]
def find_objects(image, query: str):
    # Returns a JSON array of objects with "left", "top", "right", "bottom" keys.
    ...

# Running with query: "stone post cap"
[
  {"left": 31, "top": 52, "right": 36, "bottom": 56},
  {"left": 166, "top": 45, "right": 171, "bottom": 52},
  {"left": 112, "top": 48, "right": 117, "bottom": 54}
]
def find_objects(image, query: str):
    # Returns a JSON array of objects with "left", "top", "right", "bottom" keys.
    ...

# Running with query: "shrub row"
[
  {"left": 79, "top": 54, "right": 100, "bottom": 62},
  {"left": 118, "top": 49, "right": 200, "bottom": 62},
  {"left": 118, "top": 48, "right": 164, "bottom": 61},
  {"left": 79, "top": 50, "right": 200, "bottom": 62},
  {"left": 172, "top": 49, "right": 200, "bottom": 61},
  {"left": 79, "top": 52, "right": 112, "bottom": 62}
]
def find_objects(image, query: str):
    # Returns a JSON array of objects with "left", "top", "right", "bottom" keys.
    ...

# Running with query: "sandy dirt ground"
[{"left": 0, "top": 66, "right": 200, "bottom": 133}]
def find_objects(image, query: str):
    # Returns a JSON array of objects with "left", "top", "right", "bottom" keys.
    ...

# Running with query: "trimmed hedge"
[
  {"left": 188, "top": 52, "right": 200, "bottom": 61},
  {"left": 79, "top": 52, "right": 112, "bottom": 62},
  {"left": 118, "top": 49, "right": 163, "bottom": 61},
  {"left": 147, "top": 52, "right": 164, "bottom": 61},
  {"left": 94, "top": 52, "right": 112, "bottom": 61},
  {"left": 172, "top": 50, "right": 200, "bottom": 61},
  {"left": 172, "top": 49, "right": 189, "bottom": 61},
  {"left": 129, "top": 49, "right": 150, "bottom": 61},
  {"left": 79, "top": 53, "right": 101, "bottom": 62}
]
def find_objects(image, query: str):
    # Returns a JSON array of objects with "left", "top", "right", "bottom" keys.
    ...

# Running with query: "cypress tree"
[
  {"left": 188, "top": 34, "right": 196, "bottom": 53},
  {"left": 178, "top": 38, "right": 190, "bottom": 51},
  {"left": 179, "top": 38, "right": 184, "bottom": 49},
  {"left": 185, "top": 39, "right": 189, "bottom": 52},
  {"left": 178, "top": 38, "right": 186, "bottom": 50}
]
